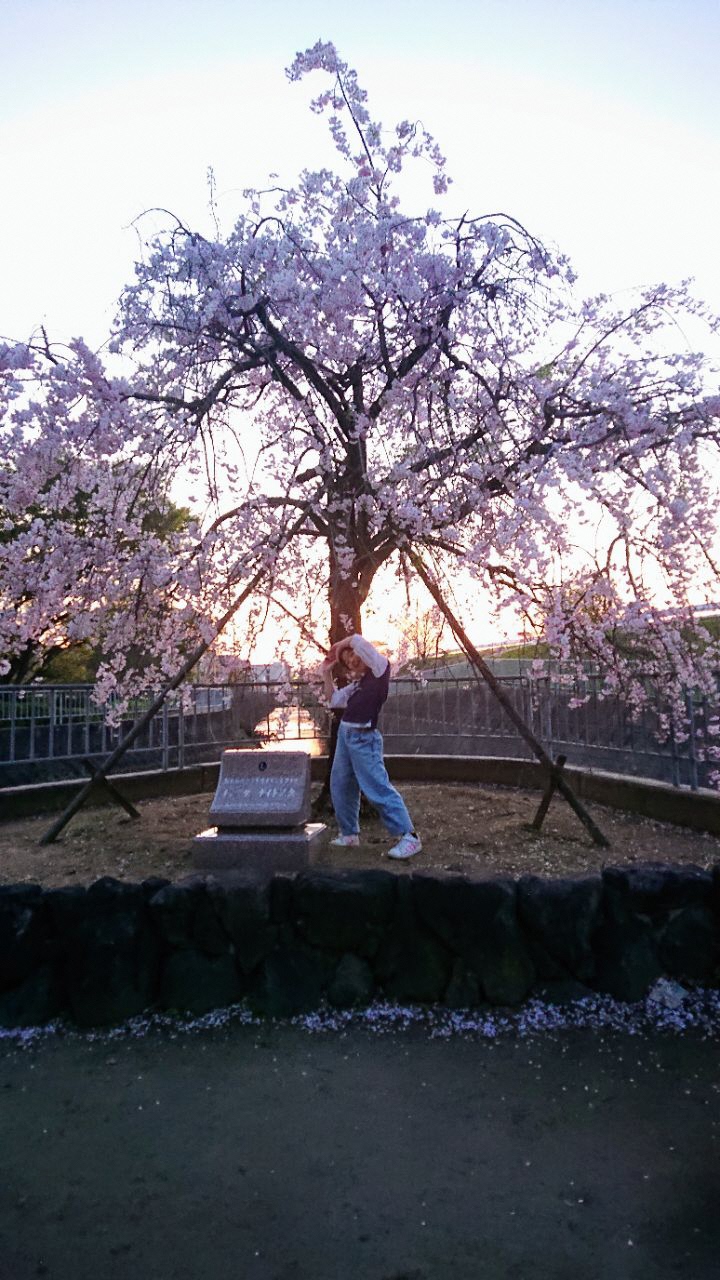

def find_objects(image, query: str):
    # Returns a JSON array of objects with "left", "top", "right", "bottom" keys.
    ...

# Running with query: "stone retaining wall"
[{"left": 2, "top": 864, "right": 719, "bottom": 1029}]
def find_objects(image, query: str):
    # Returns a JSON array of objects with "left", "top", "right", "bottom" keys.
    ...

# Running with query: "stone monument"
[{"left": 193, "top": 749, "right": 327, "bottom": 873}]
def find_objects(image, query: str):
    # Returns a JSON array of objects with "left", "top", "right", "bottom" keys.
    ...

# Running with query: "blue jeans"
[{"left": 330, "top": 721, "right": 414, "bottom": 837}]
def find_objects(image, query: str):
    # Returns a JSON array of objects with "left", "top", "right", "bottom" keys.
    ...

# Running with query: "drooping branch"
[{"left": 38, "top": 508, "right": 311, "bottom": 843}]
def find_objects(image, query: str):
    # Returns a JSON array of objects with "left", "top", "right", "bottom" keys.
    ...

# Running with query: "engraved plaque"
[{"left": 209, "top": 750, "right": 311, "bottom": 828}]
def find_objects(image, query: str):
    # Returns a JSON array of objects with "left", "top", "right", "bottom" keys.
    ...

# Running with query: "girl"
[{"left": 320, "top": 635, "right": 422, "bottom": 860}]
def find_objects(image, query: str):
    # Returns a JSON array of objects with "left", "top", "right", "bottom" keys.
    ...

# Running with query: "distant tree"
[
  {"left": 392, "top": 603, "right": 447, "bottom": 670},
  {"left": 37, "top": 640, "right": 101, "bottom": 684}
]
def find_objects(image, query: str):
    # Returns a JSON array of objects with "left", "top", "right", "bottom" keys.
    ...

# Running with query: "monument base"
[{"left": 192, "top": 822, "right": 328, "bottom": 874}]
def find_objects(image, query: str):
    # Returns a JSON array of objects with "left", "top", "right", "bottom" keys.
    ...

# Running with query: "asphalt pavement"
[{"left": 1, "top": 1020, "right": 718, "bottom": 1280}]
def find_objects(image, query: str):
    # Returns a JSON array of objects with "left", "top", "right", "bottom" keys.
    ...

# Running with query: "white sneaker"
[
  {"left": 387, "top": 832, "right": 422, "bottom": 860},
  {"left": 330, "top": 834, "right": 360, "bottom": 847}
]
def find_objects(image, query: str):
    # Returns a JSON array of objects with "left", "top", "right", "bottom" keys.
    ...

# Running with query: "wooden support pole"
[
  {"left": 408, "top": 550, "right": 610, "bottom": 848},
  {"left": 39, "top": 510, "right": 313, "bottom": 845},
  {"left": 81, "top": 758, "right": 141, "bottom": 821},
  {"left": 39, "top": 569, "right": 276, "bottom": 844},
  {"left": 530, "top": 753, "right": 566, "bottom": 831},
  {"left": 39, "top": 579, "right": 256, "bottom": 843}
]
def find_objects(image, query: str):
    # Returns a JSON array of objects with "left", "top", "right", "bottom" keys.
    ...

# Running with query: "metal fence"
[
  {"left": 0, "top": 682, "right": 318, "bottom": 789},
  {"left": 381, "top": 675, "right": 712, "bottom": 789},
  {"left": 0, "top": 674, "right": 715, "bottom": 791}
]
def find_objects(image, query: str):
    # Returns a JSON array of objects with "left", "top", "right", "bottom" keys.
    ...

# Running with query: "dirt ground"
[{"left": 1, "top": 782, "right": 719, "bottom": 886}]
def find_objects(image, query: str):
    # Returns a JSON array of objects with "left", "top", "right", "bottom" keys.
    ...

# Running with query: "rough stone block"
[
  {"left": 189, "top": 891, "right": 232, "bottom": 957},
  {"left": 658, "top": 906, "right": 719, "bottom": 980},
  {"left": 520, "top": 930, "right": 568, "bottom": 982},
  {"left": 518, "top": 875, "right": 602, "bottom": 983},
  {"left": 444, "top": 958, "right": 481, "bottom": 1009},
  {"left": 159, "top": 949, "right": 244, "bottom": 1014},
  {"left": 412, "top": 873, "right": 534, "bottom": 1005},
  {"left": 44, "top": 885, "right": 88, "bottom": 934},
  {"left": 0, "top": 965, "right": 59, "bottom": 1029},
  {"left": 249, "top": 937, "right": 334, "bottom": 1018},
  {"left": 0, "top": 884, "right": 48, "bottom": 992},
  {"left": 603, "top": 863, "right": 713, "bottom": 920},
  {"left": 374, "top": 878, "right": 452, "bottom": 1003},
  {"left": 593, "top": 918, "right": 663, "bottom": 1001},
  {"left": 534, "top": 978, "right": 595, "bottom": 1006},
  {"left": 140, "top": 876, "right": 171, "bottom": 900},
  {"left": 86, "top": 876, "right": 147, "bottom": 912},
  {"left": 293, "top": 869, "right": 397, "bottom": 957},
  {"left": 148, "top": 881, "right": 206, "bottom": 949},
  {"left": 206, "top": 875, "right": 277, "bottom": 974},
  {"left": 328, "top": 953, "right": 375, "bottom": 1008},
  {"left": 60, "top": 900, "right": 160, "bottom": 1027},
  {"left": 208, "top": 750, "right": 311, "bottom": 828},
  {"left": 270, "top": 874, "right": 297, "bottom": 925},
  {"left": 375, "top": 927, "right": 451, "bottom": 1004}
]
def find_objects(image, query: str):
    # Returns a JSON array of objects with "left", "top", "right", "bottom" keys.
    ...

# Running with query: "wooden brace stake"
[
  {"left": 530, "top": 753, "right": 567, "bottom": 832},
  {"left": 407, "top": 549, "right": 610, "bottom": 849},
  {"left": 39, "top": 575, "right": 264, "bottom": 844},
  {"left": 38, "top": 510, "right": 312, "bottom": 845},
  {"left": 81, "top": 758, "right": 140, "bottom": 822}
]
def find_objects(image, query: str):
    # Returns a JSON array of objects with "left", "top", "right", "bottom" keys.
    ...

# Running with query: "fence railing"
[{"left": 0, "top": 674, "right": 715, "bottom": 791}]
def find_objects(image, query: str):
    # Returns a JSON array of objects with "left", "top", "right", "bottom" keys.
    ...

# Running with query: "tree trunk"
[
  {"left": 328, "top": 556, "right": 364, "bottom": 645},
  {"left": 315, "top": 552, "right": 367, "bottom": 816},
  {"left": 1, "top": 639, "right": 58, "bottom": 685}
]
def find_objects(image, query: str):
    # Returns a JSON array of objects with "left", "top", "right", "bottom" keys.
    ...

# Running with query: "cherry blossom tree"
[
  {"left": 2, "top": 40, "right": 720, "bottom": 759},
  {"left": 114, "top": 46, "right": 719, "bottom": 621}
]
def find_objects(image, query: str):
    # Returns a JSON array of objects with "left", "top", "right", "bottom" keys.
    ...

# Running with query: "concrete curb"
[{"left": 2, "top": 754, "right": 720, "bottom": 834}]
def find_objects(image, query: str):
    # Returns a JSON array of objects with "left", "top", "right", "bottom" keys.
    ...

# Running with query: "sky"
[{"left": 2, "top": 0, "right": 720, "bottom": 350}]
